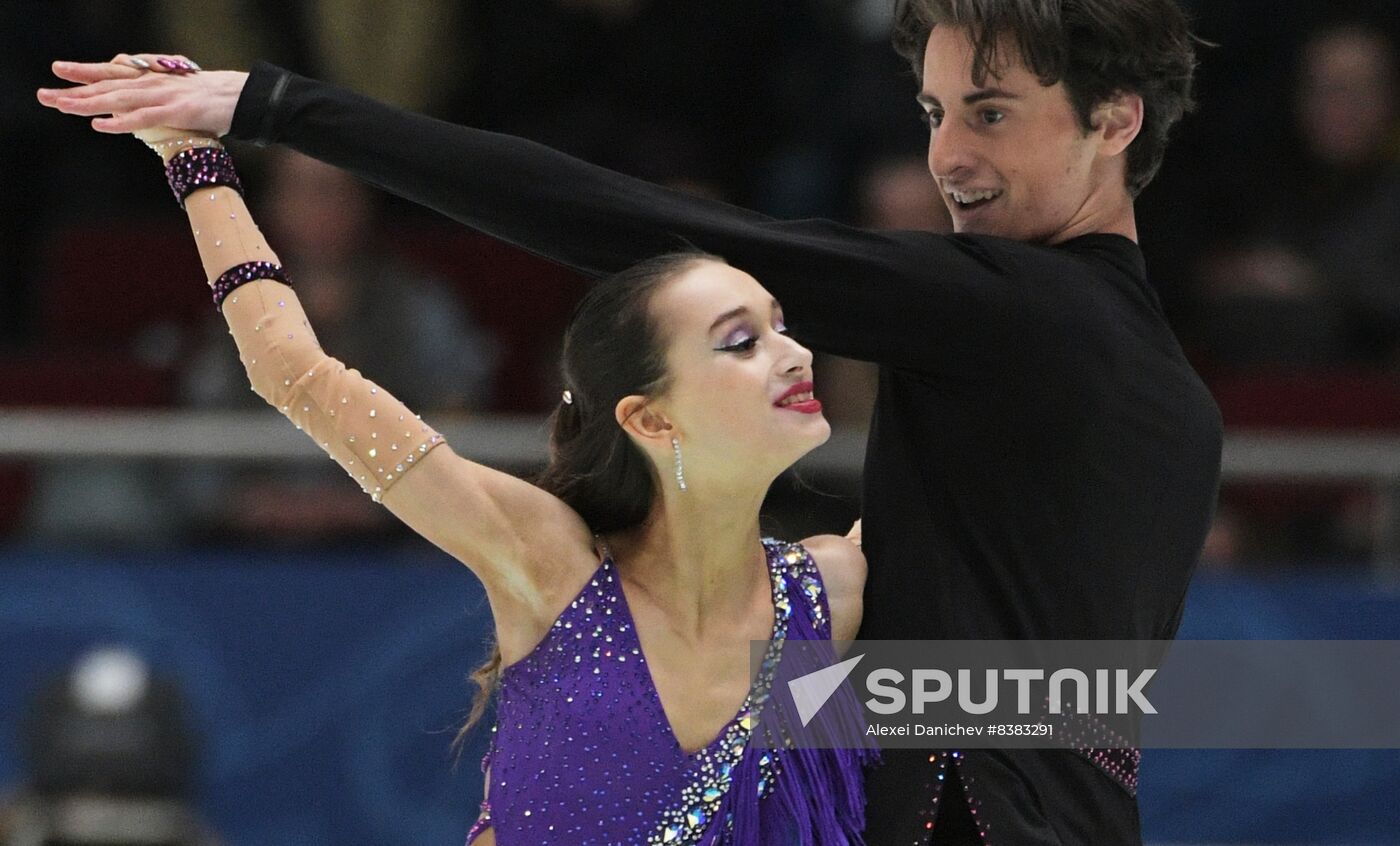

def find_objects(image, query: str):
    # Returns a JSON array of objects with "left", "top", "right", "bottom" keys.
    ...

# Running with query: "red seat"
[
  {"left": 0, "top": 463, "right": 33, "bottom": 536},
  {"left": 1206, "top": 369, "right": 1400, "bottom": 549},
  {"left": 37, "top": 220, "right": 592, "bottom": 413},
  {"left": 0, "top": 348, "right": 172, "bottom": 540},
  {"left": 1208, "top": 370, "right": 1400, "bottom": 431},
  {"left": 39, "top": 219, "right": 209, "bottom": 349},
  {"left": 0, "top": 352, "right": 173, "bottom": 408}
]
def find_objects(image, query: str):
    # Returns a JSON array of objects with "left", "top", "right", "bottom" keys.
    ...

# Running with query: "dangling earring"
[{"left": 672, "top": 437, "right": 687, "bottom": 491}]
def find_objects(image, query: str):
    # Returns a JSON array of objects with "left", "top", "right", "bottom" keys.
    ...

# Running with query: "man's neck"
[{"left": 1050, "top": 184, "right": 1138, "bottom": 245}]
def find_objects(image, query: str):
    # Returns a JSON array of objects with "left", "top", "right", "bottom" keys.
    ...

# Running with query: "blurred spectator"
[
  {"left": 3, "top": 1, "right": 167, "bottom": 348},
  {"left": 466, "top": 0, "right": 826, "bottom": 210},
  {"left": 815, "top": 155, "right": 951, "bottom": 426},
  {"left": 857, "top": 156, "right": 951, "bottom": 233},
  {"left": 752, "top": 0, "right": 937, "bottom": 220},
  {"left": 1193, "top": 19, "right": 1400, "bottom": 368},
  {"left": 19, "top": 152, "right": 496, "bottom": 548},
  {"left": 171, "top": 151, "right": 497, "bottom": 545},
  {"left": 153, "top": 0, "right": 469, "bottom": 114},
  {"left": 0, "top": 647, "right": 219, "bottom": 846}
]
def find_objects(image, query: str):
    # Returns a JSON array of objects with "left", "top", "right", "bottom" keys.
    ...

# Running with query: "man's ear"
[
  {"left": 615, "top": 394, "right": 674, "bottom": 449},
  {"left": 1093, "top": 90, "right": 1144, "bottom": 157}
]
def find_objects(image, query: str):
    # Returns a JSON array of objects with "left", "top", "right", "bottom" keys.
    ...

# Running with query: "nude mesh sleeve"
[
  {"left": 220, "top": 274, "right": 446, "bottom": 503},
  {"left": 174, "top": 159, "right": 447, "bottom": 503}
]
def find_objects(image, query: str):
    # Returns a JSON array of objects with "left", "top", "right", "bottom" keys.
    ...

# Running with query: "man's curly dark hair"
[{"left": 893, "top": 0, "right": 1203, "bottom": 197}]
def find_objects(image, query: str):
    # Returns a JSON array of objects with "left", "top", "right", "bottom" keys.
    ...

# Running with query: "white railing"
[{"left": 3, "top": 410, "right": 1399, "bottom": 566}]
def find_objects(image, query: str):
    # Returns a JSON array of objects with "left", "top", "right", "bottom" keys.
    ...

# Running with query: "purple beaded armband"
[
  {"left": 211, "top": 261, "right": 292, "bottom": 311},
  {"left": 165, "top": 146, "right": 244, "bottom": 207}
]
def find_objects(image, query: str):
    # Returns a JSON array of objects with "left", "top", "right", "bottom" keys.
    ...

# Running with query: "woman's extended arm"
[{"left": 153, "top": 133, "right": 594, "bottom": 652}]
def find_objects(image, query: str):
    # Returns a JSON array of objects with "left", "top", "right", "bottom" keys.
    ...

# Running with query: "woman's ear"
[{"left": 615, "top": 394, "right": 674, "bottom": 449}]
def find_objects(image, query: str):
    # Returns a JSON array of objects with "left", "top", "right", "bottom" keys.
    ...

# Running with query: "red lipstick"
[{"left": 775, "top": 380, "right": 822, "bottom": 414}]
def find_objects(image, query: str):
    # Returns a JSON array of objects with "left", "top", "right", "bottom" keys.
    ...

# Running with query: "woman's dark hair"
[
  {"left": 892, "top": 0, "right": 1203, "bottom": 197},
  {"left": 537, "top": 250, "right": 724, "bottom": 533},
  {"left": 455, "top": 250, "right": 722, "bottom": 749}
]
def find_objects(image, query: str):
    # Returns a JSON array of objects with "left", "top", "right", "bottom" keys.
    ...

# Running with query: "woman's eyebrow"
[
  {"left": 709, "top": 306, "right": 749, "bottom": 331},
  {"left": 710, "top": 299, "right": 781, "bottom": 332}
]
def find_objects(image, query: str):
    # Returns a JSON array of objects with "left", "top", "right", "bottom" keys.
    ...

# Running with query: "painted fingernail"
[
  {"left": 129, "top": 57, "right": 151, "bottom": 69},
  {"left": 157, "top": 58, "right": 179, "bottom": 70},
  {"left": 187, "top": 60, "right": 202, "bottom": 71}
]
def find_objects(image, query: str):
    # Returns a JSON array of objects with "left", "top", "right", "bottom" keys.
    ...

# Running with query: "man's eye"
[
  {"left": 920, "top": 110, "right": 944, "bottom": 128},
  {"left": 981, "top": 109, "right": 1005, "bottom": 125}
]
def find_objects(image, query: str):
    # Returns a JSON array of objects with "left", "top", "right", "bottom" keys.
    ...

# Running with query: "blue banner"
[{"left": 1, "top": 548, "right": 1397, "bottom": 843}]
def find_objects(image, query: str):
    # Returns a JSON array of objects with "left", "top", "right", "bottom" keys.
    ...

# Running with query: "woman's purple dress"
[{"left": 466, "top": 538, "right": 874, "bottom": 845}]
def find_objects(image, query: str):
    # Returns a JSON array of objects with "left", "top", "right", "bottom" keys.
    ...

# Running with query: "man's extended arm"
[{"left": 229, "top": 63, "right": 1050, "bottom": 369}]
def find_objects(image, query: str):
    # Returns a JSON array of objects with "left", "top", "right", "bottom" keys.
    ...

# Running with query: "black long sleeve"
[{"left": 231, "top": 63, "right": 1119, "bottom": 371}]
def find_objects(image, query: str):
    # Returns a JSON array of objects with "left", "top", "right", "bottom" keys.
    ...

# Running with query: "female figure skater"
[{"left": 97, "top": 115, "right": 873, "bottom": 845}]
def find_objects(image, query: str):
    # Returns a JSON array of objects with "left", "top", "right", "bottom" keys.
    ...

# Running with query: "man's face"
[{"left": 919, "top": 25, "right": 1124, "bottom": 243}]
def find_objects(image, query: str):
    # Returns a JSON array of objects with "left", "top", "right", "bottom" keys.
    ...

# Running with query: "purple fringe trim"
[
  {"left": 165, "top": 146, "right": 244, "bottom": 208},
  {"left": 716, "top": 599, "right": 879, "bottom": 845}
]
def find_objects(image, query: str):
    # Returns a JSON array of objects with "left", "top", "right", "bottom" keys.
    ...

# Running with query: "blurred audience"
[
  {"left": 19, "top": 152, "right": 496, "bottom": 548},
  {"left": 1193, "top": 18, "right": 1400, "bottom": 369},
  {"left": 814, "top": 155, "right": 952, "bottom": 427},
  {"left": 465, "top": 0, "right": 827, "bottom": 210},
  {"left": 1186, "top": 17, "right": 1400, "bottom": 569},
  {"left": 154, "top": 0, "right": 469, "bottom": 114},
  {"left": 8, "top": 1, "right": 1400, "bottom": 563}
]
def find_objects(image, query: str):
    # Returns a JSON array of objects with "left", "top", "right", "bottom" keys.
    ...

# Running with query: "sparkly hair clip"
[{"left": 561, "top": 390, "right": 574, "bottom": 405}]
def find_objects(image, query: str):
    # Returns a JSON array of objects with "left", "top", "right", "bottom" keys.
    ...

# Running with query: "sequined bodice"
[{"left": 466, "top": 538, "right": 870, "bottom": 846}]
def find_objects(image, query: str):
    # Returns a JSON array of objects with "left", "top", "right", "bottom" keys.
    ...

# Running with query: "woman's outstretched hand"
[{"left": 36, "top": 53, "right": 246, "bottom": 137}]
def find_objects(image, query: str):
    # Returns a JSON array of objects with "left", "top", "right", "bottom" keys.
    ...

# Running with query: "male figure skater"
[{"left": 39, "top": 0, "right": 1221, "bottom": 841}]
